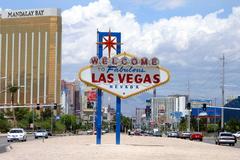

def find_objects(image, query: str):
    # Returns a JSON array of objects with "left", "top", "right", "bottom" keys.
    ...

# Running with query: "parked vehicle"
[
  {"left": 7, "top": 128, "right": 27, "bottom": 142},
  {"left": 128, "top": 130, "right": 134, "bottom": 135},
  {"left": 153, "top": 128, "right": 162, "bottom": 137},
  {"left": 167, "top": 131, "right": 179, "bottom": 138},
  {"left": 179, "top": 131, "right": 191, "bottom": 139},
  {"left": 215, "top": 132, "right": 236, "bottom": 146},
  {"left": 46, "top": 129, "right": 53, "bottom": 136},
  {"left": 134, "top": 130, "right": 142, "bottom": 136},
  {"left": 93, "top": 130, "right": 106, "bottom": 135},
  {"left": 34, "top": 129, "right": 48, "bottom": 139},
  {"left": 190, "top": 132, "right": 203, "bottom": 141},
  {"left": 233, "top": 131, "right": 240, "bottom": 138}
]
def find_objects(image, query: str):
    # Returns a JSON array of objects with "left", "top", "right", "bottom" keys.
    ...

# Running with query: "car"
[
  {"left": 101, "top": 130, "right": 106, "bottom": 135},
  {"left": 233, "top": 131, "right": 240, "bottom": 138},
  {"left": 153, "top": 131, "right": 162, "bottom": 137},
  {"left": 7, "top": 128, "right": 27, "bottom": 142},
  {"left": 34, "top": 129, "right": 48, "bottom": 139},
  {"left": 128, "top": 129, "right": 134, "bottom": 135},
  {"left": 152, "top": 128, "right": 162, "bottom": 137},
  {"left": 93, "top": 130, "right": 106, "bottom": 135},
  {"left": 134, "top": 130, "right": 142, "bottom": 136},
  {"left": 190, "top": 132, "right": 203, "bottom": 141},
  {"left": 46, "top": 129, "right": 53, "bottom": 136},
  {"left": 167, "top": 131, "right": 179, "bottom": 138},
  {"left": 179, "top": 131, "right": 191, "bottom": 139},
  {"left": 215, "top": 132, "right": 236, "bottom": 146},
  {"left": 87, "top": 130, "right": 93, "bottom": 135}
]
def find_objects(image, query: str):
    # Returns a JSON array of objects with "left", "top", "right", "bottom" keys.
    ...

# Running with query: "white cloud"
[
  {"left": 62, "top": 1, "right": 240, "bottom": 67},
  {"left": 62, "top": 0, "right": 240, "bottom": 99},
  {"left": 132, "top": 0, "right": 186, "bottom": 11}
]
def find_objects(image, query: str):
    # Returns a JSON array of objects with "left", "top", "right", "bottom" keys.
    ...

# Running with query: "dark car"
[
  {"left": 46, "top": 129, "right": 53, "bottom": 136},
  {"left": 134, "top": 130, "right": 142, "bottom": 136},
  {"left": 153, "top": 131, "right": 162, "bottom": 137}
]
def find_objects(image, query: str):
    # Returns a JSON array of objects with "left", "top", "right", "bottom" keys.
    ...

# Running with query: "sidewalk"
[{"left": 0, "top": 134, "right": 239, "bottom": 160}]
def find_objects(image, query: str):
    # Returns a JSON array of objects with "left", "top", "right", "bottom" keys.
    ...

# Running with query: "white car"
[
  {"left": 34, "top": 129, "right": 48, "bottom": 139},
  {"left": 233, "top": 131, "right": 240, "bottom": 138},
  {"left": 7, "top": 128, "right": 27, "bottom": 142},
  {"left": 215, "top": 132, "right": 236, "bottom": 146}
]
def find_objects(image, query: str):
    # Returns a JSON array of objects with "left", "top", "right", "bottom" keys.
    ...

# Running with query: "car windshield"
[
  {"left": 220, "top": 133, "right": 232, "bottom": 136},
  {"left": 37, "top": 129, "right": 46, "bottom": 132},
  {"left": 10, "top": 130, "right": 23, "bottom": 133}
]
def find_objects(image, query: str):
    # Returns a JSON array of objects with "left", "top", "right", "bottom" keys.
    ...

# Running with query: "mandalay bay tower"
[{"left": 0, "top": 8, "right": 62, "bottom": 106}]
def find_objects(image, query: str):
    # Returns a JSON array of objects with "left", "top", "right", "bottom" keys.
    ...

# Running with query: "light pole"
[
  {"left": 197, "top": 117, "right": 200, "bottom": 132},
  {"left": 221, "top": 54, "right": 225, "bottom": 129}
]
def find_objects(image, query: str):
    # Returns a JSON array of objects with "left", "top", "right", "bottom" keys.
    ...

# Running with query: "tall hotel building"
[{"left": 0, "top": 8, "right": 62, "bottom": 105}]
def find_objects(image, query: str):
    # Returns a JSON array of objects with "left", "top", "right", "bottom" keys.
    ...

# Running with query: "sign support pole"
[
  {"left": 96, "top": 31, "right": 103, "bottom": 144},
  {"left": 116, "top": 33, "right": 121, "bottom": 145},
  {"left": 116, "top": 96, "right": 121, "bottom": 144},
  {"left": 96, "top": 30, "right": 121, "bottom": 144},
  {"left": 96, "top": 89, "right": 102, "bottom": 144}
]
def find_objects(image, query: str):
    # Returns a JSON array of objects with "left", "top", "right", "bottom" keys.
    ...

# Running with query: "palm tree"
[{"left": 8, "top": 84, "right": 19, "bottom": 127}]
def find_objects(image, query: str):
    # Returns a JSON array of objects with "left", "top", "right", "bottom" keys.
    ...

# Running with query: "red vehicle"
[{"left": 190, "top": 132, "right": 203, "bottom": 141}]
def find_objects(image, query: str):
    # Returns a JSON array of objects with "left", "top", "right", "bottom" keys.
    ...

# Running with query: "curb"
[{"left": 0, "top": 145, "right": 12, "bottom": 154}]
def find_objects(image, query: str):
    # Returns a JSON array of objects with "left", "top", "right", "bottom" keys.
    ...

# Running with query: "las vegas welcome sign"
[{"left": 79, "top": 52, "right": 170, "bottom": 99}]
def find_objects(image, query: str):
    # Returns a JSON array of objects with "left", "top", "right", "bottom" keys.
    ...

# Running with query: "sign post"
[
  {"left": 116, "top": 97, "right": 121, "bottom": 144},
  {"left": 95, "top": 30, "right": 122, "bottom": 144}
]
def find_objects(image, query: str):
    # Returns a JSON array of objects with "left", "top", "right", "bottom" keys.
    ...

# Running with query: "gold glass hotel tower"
[{"left": 0, "top": 8, "right": 61, "bottom": 105}]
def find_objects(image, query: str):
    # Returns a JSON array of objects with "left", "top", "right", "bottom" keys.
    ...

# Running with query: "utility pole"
[
  {"left": 187, "top": 80, "right": 191, "bottom": 132},
  {"left": 221, "top": 54, "right": 225, "bottom": 129}
]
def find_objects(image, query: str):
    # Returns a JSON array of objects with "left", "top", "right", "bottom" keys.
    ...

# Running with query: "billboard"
[
  {"left": 86, "top": 90, "right": 96, "bottom": 101},
  {"left": 79, "top": 52, "right": 170, "bottom": 99}
]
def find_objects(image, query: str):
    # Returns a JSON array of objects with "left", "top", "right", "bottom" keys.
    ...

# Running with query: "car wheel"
[
  {"left": 35, "top": 137, "right": 38, "bottom": 139},
  {"left": 45, "top": 136, "right": 48, "bottom": 139},
  {"left": 232, "top": 143, "right": 235, "bottom": 146},
  {"left": 7, "top": 140, "right": 10, "bottom": 142},
  {"left": 200, "top": 139, "right": 202, "bottom": 141}
]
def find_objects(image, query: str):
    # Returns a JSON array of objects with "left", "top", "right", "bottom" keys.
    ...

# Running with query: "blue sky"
[
  {"left": 1, "top": 0, "right": 240, "bottom": 116},
  {"left": 1, "top": 0, "right": 239, "bottom": 22}
]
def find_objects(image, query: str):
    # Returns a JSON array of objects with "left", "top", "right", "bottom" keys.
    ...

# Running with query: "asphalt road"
[{"left": 0, "top": 134, "right": 41, "bottom": 153}]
